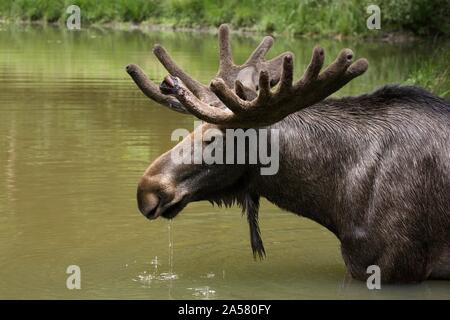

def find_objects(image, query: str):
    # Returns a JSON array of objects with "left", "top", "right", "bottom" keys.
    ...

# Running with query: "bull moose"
[{"left": 126, "top": 25, "right": 450, "bottom": 283}]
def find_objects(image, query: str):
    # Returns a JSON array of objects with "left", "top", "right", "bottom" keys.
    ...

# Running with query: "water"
[{"left": 0, "top": 24, "right": 449, "bottom": 299}]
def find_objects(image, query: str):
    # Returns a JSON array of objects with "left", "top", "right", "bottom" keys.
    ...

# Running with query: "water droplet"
[
  {"left": 151, "top": 256, "right": 159, "bottom": 266},
  {"left": 168, "top": 220, "right": 174, "bottom": 275},
  {"left": 188, "top": 286, "right": 216, "bottom": 299},
  {"left": 201, "top": 272, "right": 215, "bottom": 279}
]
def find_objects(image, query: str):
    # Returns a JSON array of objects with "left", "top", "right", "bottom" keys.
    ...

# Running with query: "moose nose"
[{"left": 137, "top": 187, "right": 160, "bottom": 220}]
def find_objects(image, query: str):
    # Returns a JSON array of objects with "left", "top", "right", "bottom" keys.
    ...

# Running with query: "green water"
[{"left": 0, "top": 25, "right": 448, "bottom": 299}]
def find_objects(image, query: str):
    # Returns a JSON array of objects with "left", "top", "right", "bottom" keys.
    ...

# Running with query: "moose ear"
[{"left": 242, "top": 193, "right": 265, "bottom": 259}]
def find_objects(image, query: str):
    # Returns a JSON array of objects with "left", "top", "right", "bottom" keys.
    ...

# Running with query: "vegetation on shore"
[
  {"left": 0, "top": 0, "right": 448, "bottom": 98},
  {"left": 0, "top": 0, "right": 449, "bottom": 37},
  {"left": 404, "top": 47, "right": 450, "bottom": 98}
]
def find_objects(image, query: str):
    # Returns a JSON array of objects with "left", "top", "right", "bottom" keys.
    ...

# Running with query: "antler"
[
  {"left": 207, "top": 47, "right": 369, "bottom": 127},
  {"left": 126, "top": 24, "right": 290, "bottom": 118},
  {"left": 127, "top": 24, "right": 368, "bottom": 128}
]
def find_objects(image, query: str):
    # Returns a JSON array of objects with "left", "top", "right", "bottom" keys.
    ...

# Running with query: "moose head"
[{"left": 126, "top": 24, "right": 368, "bottom": 258}]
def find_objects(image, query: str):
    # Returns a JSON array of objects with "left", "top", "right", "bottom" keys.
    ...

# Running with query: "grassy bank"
[
  {"left": 0, "top": 0, "right": 449, "bottom": 37},
  {"left": 0, "top": 0, "right": 448, "bottom": 98},
  {"left": 404, "top": 47, "right": 450, "bottom": 98}
]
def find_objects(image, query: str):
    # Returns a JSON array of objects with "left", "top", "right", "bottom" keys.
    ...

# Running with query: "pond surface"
[{"left": 0, "top": 25, "right": 448, "bottom": 299}]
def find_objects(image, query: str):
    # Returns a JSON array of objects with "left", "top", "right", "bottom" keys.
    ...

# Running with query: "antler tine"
[
  {"left": 166, "top": 76, "right": 234, "bottom": 124},
  {"left": 264, "top": 51, "right": 295, "bottom": 86},
  {"left": 235, "top": 80, "right": 247, "bottom": 99},
  {"left": 126, "top": 64, "right": 189, "bottom": 114},
  {"left": 257, "top": 70, "right": 272, "bottom": 101},
  {"left": 210, "top": 78, "right": 250, "bottom": 113},
  {"left": 218, "top": 24, "right": 233, "bottom": 72},
  {"left": 321, "top": 57, "right": 369, "bottom": 95},
  {"left": 245, "top": 36, "right": 274, "bottom": 65},
  {"left": 153, "top": 44, "right": 208, "bottom": 98},
  {"left": 343, "top": 58, "right": 369, "bottom": 80},
  {"left": 277, "top": 46, "right": 368, "bottom": 107},
  {"left": 294, "top": 47, "right": 368, "bottom": 102},
  {"left": 277, "top": 54, "right": 294, "bottom": 95},
  {"left": 317, "top": 48, "right": 355, "bottom": 82},
  {"left": 298, "top": 46, "right": 325, "bottom": 86},
  {"left": 235, "top": 80, "right": 258, "bottom": 101},
  {"left": 216, "top": 23, "right": 290, "bottom": 90}
]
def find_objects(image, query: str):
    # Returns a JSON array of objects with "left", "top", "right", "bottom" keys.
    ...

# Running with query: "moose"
[{"left": 126, "top": 25, "right": 449, "bottom": 283}]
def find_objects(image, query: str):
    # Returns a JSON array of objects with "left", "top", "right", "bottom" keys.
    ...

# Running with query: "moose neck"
[{"left": 249, "top": 101, "right": 366, "bottom": 239}]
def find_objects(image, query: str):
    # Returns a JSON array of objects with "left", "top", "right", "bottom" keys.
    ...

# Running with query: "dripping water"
[
  {"left": 168, "top": 219, "right": 174, "bottom": 276},
  {"left": 167, "top": 219, "right": 174, "bottom": 299},
  {"left": 159, "top": 219, "right": 177, "bottom": 280},
  {"left": 134, "top": 221, "right": 177, "bottom": 286},
  {"left": 151, "top": 256, "right": 159, "bottom": 277}
]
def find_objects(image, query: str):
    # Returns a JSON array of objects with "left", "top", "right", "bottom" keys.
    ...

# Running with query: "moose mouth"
[{"left": 143, "top": 198, "right": 187, "bottom": 220}]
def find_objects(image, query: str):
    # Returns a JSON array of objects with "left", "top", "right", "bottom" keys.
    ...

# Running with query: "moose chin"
[{"left": 127, "top": 24, "right": 450, "bottom": 284}]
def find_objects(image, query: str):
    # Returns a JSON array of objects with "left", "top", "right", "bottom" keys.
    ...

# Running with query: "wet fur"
[
  {"left": 210, "top": 85, "right": 449, "bottom": 282},
  {"left": 208, "top": 185, "right": 265, "bottom": 259}
]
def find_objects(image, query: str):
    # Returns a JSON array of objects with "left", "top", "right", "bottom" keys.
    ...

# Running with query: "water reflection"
[{"left": 0, "top": 25, "right": 449, "bottom": 299}]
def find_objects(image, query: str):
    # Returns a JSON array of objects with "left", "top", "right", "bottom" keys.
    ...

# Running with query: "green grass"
[
  {"left": 404, "top": 47, "right": 450, "bottom": 99},
  {"left": 0, "top": 0, "right": 449, "bottom": 37}
]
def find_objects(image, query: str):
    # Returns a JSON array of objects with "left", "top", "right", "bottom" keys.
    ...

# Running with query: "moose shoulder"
[{"left": 127, "top": 24, "right": 450, "bottom": 283}]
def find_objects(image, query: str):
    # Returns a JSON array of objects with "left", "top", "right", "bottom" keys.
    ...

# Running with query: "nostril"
[{"left": 137, "top": 188, "right": 160, "bottom": 219}]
